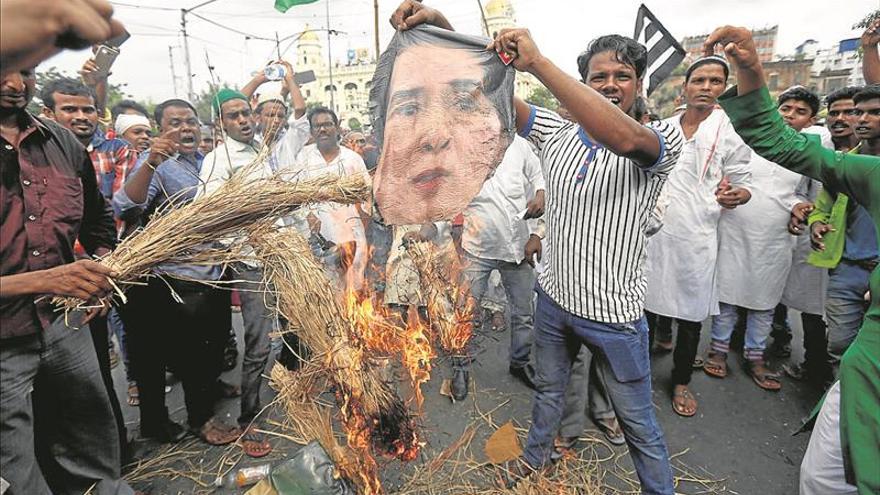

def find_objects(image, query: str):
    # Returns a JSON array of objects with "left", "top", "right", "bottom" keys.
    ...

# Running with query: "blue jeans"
[
  {"left": 523, "top": 290, "right": 674, "bottom": 495},
  {"left": 825, "top": 260, "right": 871, "bottom": 368},
  {"left": 462, "top": 253, "right": 536, "bottom": 368},
  {"left": 711, "top": 302, "right": 773, "bottom": 362}
]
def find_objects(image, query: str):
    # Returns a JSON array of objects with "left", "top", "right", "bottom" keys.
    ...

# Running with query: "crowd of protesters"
[{"left": 0, "top": 1, "right": 878, "bottom": 494}]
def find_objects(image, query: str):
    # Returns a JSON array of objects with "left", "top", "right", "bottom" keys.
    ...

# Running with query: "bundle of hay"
[
  {"left": 406, "top": 241, "right": 474, "bottom": 355},
  {"left": 250, "top": 228, "right": 419, "bottom": 464},
  {"left": 56, "top": 172, "right": 370, "bottom": 309}
]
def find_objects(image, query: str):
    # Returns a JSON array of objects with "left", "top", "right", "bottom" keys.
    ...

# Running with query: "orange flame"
[{"left": 402, "top": 306, "right": 435, "bottom": 412}]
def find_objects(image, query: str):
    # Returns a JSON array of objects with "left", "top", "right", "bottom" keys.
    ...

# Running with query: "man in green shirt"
[{"left": 704, "top": 26, "right": 879, "bottom": 495}]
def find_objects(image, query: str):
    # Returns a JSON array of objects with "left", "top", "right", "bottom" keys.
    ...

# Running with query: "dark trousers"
[
  {"left": 800, "top": 312, "right": 832, "bottom": 382},
  {"left": 0, "top": 315, "right": 133, "bottom": 495},
  {"left": 88, "top": 315, "right": 128, "bottom": 461},
  {"left": 646, "top": 312, "right": 702, "bottom": 386},
  {"left": 119, "top": 277, "right": 229, "bottom": 432}
]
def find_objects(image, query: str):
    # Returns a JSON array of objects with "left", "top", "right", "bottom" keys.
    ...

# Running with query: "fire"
[
  {"left": 406, "top": 241, "right": 476, "bottom": 356},
  {"left": 345, "top": 290, "right": 403, "bottom": 356},
  {"left": 402, "top": 306, "right": 435, "bottom": 412}
]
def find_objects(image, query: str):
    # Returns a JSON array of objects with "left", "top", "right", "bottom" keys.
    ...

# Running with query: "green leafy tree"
[{"left": 527, "top": 85, "right": 559, "bottom": 111}]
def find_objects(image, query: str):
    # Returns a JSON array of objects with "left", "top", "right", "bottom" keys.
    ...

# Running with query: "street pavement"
[{"left": 114, "top": 309, "right": 821, "bottom": 494}]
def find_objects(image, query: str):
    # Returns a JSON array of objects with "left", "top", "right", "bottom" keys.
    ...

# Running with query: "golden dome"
[
  {"left": 485, "top": 0, "right": 512, "bottom": 17},
  {"left": 299, "top": 25, "right": 319, "bottom": 42}
]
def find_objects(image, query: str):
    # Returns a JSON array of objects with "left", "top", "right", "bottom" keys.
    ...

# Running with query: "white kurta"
[
  {"left": 644, "top": 110, "right": 751, "bottom": 322},
  {"left": 715, "top": 132, "right": 818, "bottom": 311},
  {"left": 291, "top": 145, "right": 371, "bottom": 288},
  {"left": 781, "top": 127, "right": 834, "bottom": 314}
]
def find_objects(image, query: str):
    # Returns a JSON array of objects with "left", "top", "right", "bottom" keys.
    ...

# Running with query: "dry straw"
[{"left": 55, "top": 171, "right": 370, "bottom": 310}]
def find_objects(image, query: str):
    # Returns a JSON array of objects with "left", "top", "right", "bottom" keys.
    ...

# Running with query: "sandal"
[
  {"left": 703, "top": 351, "right": 728, "bottom": 378},
  {"left": 240, "top": 426, "right": 272, "bottom": 458},
  {"left": 746, "top": 361, "right": 782, "bottom": 391},
  {"left": 692, "top": 356, "right": 705, "bottom": 369},
  {"left": 551, "top": 435, "right": 578, "bottom": 461},
  {"left": 672, "top": 385, "right": 698, "bottom": 417},
  {"left": 127, "top": 382, "right": 140, "bottom": 407},
  {"left": 496, "top": 457, "right": 535, "bottom": 489},
  {"left": 652, "top": 339, "right": 674, "bottom": 354},
  {"left": 593, "top": 416, "right": 625, "bottom": 446},
  {"left": 196, "top": 418, "right": 242, "bottom": 446}
]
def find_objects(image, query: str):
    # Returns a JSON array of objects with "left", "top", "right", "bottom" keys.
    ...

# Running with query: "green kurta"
[{"left": 719, "top": 86, "right": 880, "bottom": 495}]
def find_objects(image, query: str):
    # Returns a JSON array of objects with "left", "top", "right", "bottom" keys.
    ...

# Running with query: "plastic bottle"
[
  {"left": 215, "top": 464, "right": 271, "bottom": 489},
  {"left": 264, "top": 64, "right": 286, "bottom": 81}
]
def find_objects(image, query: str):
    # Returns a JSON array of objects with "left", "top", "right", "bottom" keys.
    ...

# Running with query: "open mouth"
[
  {"left": 180, "top": 135, "right": 196, "bottom": 145},
  {"left": 855, "top": 126, "right": 873, "bottom": 133},
  {"left": 411, "top": 168, "right": 450, "bottom": 193},
  {"left": 604, "top": 95, "right": 621, "bottom": 106}
]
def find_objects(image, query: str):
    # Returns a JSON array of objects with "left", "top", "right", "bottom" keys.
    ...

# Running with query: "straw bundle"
[
  {"left": 406, "top": 241, "right": 474, "bottom": 355},
  {"left": 249, "top": 228, "right": 419, "bottom": 462},
  {"left": 269, "top": 363, "right": 382, "bottom": 495},
  {"left": 56, "top": 172, "right": 370, "bottom": 310}
]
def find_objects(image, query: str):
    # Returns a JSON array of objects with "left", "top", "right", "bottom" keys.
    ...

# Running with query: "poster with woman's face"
[{"left": 369, "top": 26, "right": 515, "bottom": 226}]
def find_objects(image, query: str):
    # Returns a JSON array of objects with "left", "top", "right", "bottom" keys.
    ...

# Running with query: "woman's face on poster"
[{"left": 374, "top": 45, "right": 507, "bottom": 225}]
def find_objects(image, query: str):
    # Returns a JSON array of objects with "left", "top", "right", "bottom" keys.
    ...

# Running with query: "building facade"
[
  {"left": 295, "top": 0, "right": 540, "bottom": 130},
  {"left": 681, "top": 26, "right": 778, "bottom": 64}
]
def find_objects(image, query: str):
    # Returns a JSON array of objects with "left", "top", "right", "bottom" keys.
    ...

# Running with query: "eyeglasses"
[{"left": 312, "top": 122, "right": 336, "bottom": 130}]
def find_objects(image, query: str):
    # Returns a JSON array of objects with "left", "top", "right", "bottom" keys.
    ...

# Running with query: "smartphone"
[
  {"left": 91, "top": 45, "right": 121, "bottom": 79},
  {"left": 105, "top": 29, "right": 131, "bottom": 48},
  {"left": 294, "top": 70, "right": 317, "bottom": 85}
]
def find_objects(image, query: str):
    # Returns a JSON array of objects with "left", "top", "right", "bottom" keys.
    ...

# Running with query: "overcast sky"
[{"left": 39, "top": 0, "right": 877, "bottom": 103}]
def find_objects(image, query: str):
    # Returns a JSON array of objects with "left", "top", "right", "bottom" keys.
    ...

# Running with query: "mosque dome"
[
  {"left": 299, "top": 25, "right": 319, "bottom": 43},
  {"left": 484, "top": 0, "right": 512, "bottom": 17}
]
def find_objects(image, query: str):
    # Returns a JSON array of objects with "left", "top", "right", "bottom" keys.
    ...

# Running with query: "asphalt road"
[{"left": 115, "top": 309, "right": 821, "bottom": 494}]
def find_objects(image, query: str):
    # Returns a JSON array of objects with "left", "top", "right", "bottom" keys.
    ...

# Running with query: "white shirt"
[
  {"left": 715, "top": 129, "right": 831, "bottom": 311},
  {"left": 199, "top": 137, "right": 261, "bottom": 197},
  {"left": 462, "top": 136, "right": 545, "bottom": 264},
  {"left": 523, "top": 105, "right": 683, "bottom": 323},
  {"left": 644, "top": 110, "right": 751, "bottom": 321},
  {"left": 292, "top": 144, "right": 371, "bottom": 287},
  {"left": 267, "top": 113, "right": 311, "bottom": 172}
]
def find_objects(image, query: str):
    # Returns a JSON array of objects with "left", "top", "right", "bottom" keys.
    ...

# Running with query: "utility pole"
[
  {"left": 326, "top": 0, "right": 335, "bottom": 112},
  {"left": 181, "top": 9, "right": 194, "bottom": 101},
  {"left": 476, "top": 0, "right": 490, "bottom": 37},
  {"left": 373, "top": 0, "right": 380, "bottom": 61},
  {"left": 180, "top": 0, "right": 222, "bottom": 102},
  {"left": 169, "top": 46, "right": 179, "bottom": 96}
]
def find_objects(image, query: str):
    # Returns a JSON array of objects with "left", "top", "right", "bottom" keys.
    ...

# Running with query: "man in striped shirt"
[{"left": 390, "top": 2, "right": 681, "bottom": 492}]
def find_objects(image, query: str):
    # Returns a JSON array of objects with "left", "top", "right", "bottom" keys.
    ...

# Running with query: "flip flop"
[
  {"left": 197, "top": 418, "right": 242, "bottom": 446},
  {"left": 127, "top": 383, "right": 140, "bottom": 407},
  {"left": 747, "top": 362, "right": 782, "bottom": 391},
  {"left": 703, "top": 352, "right": 727, "bottom": 379},
  {"left": 240, "top": 426, "right": 272, "bottom": 458},
  {"left": 672, "top": 386, "right": 697, "bottom": 417},
  {"left": 593, "top": 416, "right": 625, "bottom": 446}
]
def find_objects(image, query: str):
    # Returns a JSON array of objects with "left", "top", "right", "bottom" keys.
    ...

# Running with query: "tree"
[
  {"left": 348, "top": 117, "right": 362, "bottom": 130},
  {"left": 853, "top": 9, "right": 880, "bottom": 29},
  {"left": 526, "top": 85, "right": 559, "bottom": 111},
  {"left": 28, "top": 66, "right": 133, "bottom": 115}
]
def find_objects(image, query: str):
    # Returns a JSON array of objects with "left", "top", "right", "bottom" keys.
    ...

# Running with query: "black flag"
[{"left": 633, "top": 4, "right": 686, "bottom": 96}]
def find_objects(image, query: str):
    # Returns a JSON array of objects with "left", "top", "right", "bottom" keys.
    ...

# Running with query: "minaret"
[
  {"left": 296, "top": 24, "right": 323, "bottom": 70},
  {"left": 484, "top": 0, "right": 515, "bottom": 38}
]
